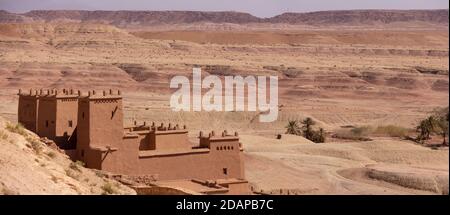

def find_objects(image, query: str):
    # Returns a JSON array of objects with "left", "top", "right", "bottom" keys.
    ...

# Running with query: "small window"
[
  {"left": 82, "top": 112, "right": 85, "bottom": 119},
  {"left": 68, "top": 120, "right": 73, "bottom": 127},
  {"left": 45, "top": 120, "right": 49, "bottom": 128},
  {"left": 81, "top": 150, "right": 84, "bottom": 157},
  {"left": 223, "top": 168, "right": 228, "bottom": 175}
]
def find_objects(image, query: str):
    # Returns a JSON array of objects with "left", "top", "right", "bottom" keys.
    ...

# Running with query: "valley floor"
[{"left": 242, "top": 134, "right": 448, "bottom": 194}]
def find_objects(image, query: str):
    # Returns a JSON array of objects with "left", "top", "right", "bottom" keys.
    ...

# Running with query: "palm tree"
[
  {"left": 313, "top": 128, "right": 326, "bottom": 143},
  {"left": 416, "top": 116, "right": 435, "bottom": 144},
  {"left": 301, "top": 117, "right": 316, "bottom": 140},
  {"left": 433, "top": 108, "right": 449, "bottom": 146},
  {"left": 285, "top": 120, "right": 301, "bottom": 135},
  {"left": 318, "top": 128, "right": 326, "bottom": 143}
]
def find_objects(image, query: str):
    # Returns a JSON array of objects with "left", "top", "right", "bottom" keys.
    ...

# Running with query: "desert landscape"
[{"left": 0, "top": 9, "right": 448, "bottom": 194}]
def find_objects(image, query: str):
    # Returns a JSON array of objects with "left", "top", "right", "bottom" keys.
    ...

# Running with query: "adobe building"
[
  {"left": 18, "top": 89, "right": 78, "bottom": 149},
  {"left": 18, "top": 89, "right": 249, "bottom": 194}
]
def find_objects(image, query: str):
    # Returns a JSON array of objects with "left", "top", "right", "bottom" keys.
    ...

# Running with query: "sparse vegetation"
[
  {"left": 23, "top": 136, "right": 43, "bottom": 154},
  {"left": 285, "top": 118, "right": 326, "bottom": 143},
  {"left": 285, "top": 120, "right": 301, "bottom": 135},
  {"left": 5, "top": 123, "right": 43, "bottom": 153},
  {"left": 432, "top": 107, "right": 449, "bottom": 145},
  {"left": 101, "top": 182, "right": 118, "bottom": 195},
  {"left": 300, "top": 118, "right": 326, "bottom": 143},
  {"left": 416, "top": 116, "right": 435, "bottom": 143},
  {"left": 333, "top": 125, "right": 410, "bottom": 141},
  {"left": 0, "top": 130, "right": 8, "bottom": 140},
  {"left": 301, "top": 117, "right": 315, "bottom": 140},
  {"left": 69, "top": 161, "right": 82, "bottom": 172},
  {"left": 415, "top": 107, "right": 449, "bottom": 145},
  {"left": 65, "top": 169, "right": 80, "bottom": 180},
  {"left": 46, "top": 151, "right": 56, "bottom": 159},
  {"left": 5, "top": 123, "right": 28, "bottom": 137},
  {"left": 350, "top": 126, "right": 372, "bottom": 137},
  {"left": 94, "top": 170, "right": 105, "bottom": 178},
  {"left": 373, "top": 125, "right": 410, "bottom": 138},
  {"left": 333, "top": 127, "right": 373, "bottom": 141}
]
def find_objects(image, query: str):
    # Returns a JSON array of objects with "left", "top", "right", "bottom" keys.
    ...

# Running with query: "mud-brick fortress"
[{"left": 18, "top": 89, "right": 249, "bottom": 194}]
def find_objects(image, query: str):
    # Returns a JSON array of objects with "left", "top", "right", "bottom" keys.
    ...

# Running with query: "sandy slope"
[
  {"left": 0, "top": 117, "right": 136, "bottom": 195},
  {"left": 241, "top": 135, "right": 448, "bottom": 194}
]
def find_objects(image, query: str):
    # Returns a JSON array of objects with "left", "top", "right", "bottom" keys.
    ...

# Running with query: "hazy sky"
[{"left": 0, "top": 0, "right": 448, "bottom": 17}]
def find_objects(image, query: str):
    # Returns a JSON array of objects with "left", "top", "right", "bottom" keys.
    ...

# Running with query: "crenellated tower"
[{"left": 76, "top": 89, "right": 123, "bottom": 168}]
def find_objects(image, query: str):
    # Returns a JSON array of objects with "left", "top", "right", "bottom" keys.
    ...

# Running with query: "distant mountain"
[
  {"left": 0, "top": 9, "right": 448, "bottom": 27},
  {"left": 269, "top": 10, "right": 449, "bottom": 25},
  {"left": 0, "top": 10, "right": 33, "bottom": 23},
  {"left": 22, "top": 10, "right": 262, "bottom": 26}
]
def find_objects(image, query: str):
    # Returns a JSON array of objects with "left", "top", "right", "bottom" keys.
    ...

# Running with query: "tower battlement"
[
  {"left": 17, "top": 89, "right": 247, "bottom": 192},
  {"left": 199, "top": 130, "right": 241, "bottom": 150}
]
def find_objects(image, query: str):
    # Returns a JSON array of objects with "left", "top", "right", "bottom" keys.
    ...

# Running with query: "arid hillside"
[
  {"left": 0, "top": 9, "right": 448, "bottom": 195},
  {"left": 0, "top": 9, "right": 448, "bottom": 29},
  {"left": 0, "top": 21, "right": 447, "bottom": 131},
  {"left": 0, "top": 117, "right": 136, "bottom": 194},
  {"left": 269, "top": 10, "right": 449, "bottom": 25}
]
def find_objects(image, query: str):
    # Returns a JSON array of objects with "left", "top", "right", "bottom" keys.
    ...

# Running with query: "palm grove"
[
  {"left": 285, "top": 117, "right": 326, "bottom": 143},
  {"left": 286, "top": 107, "right": 449, "bottom": 145}
]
